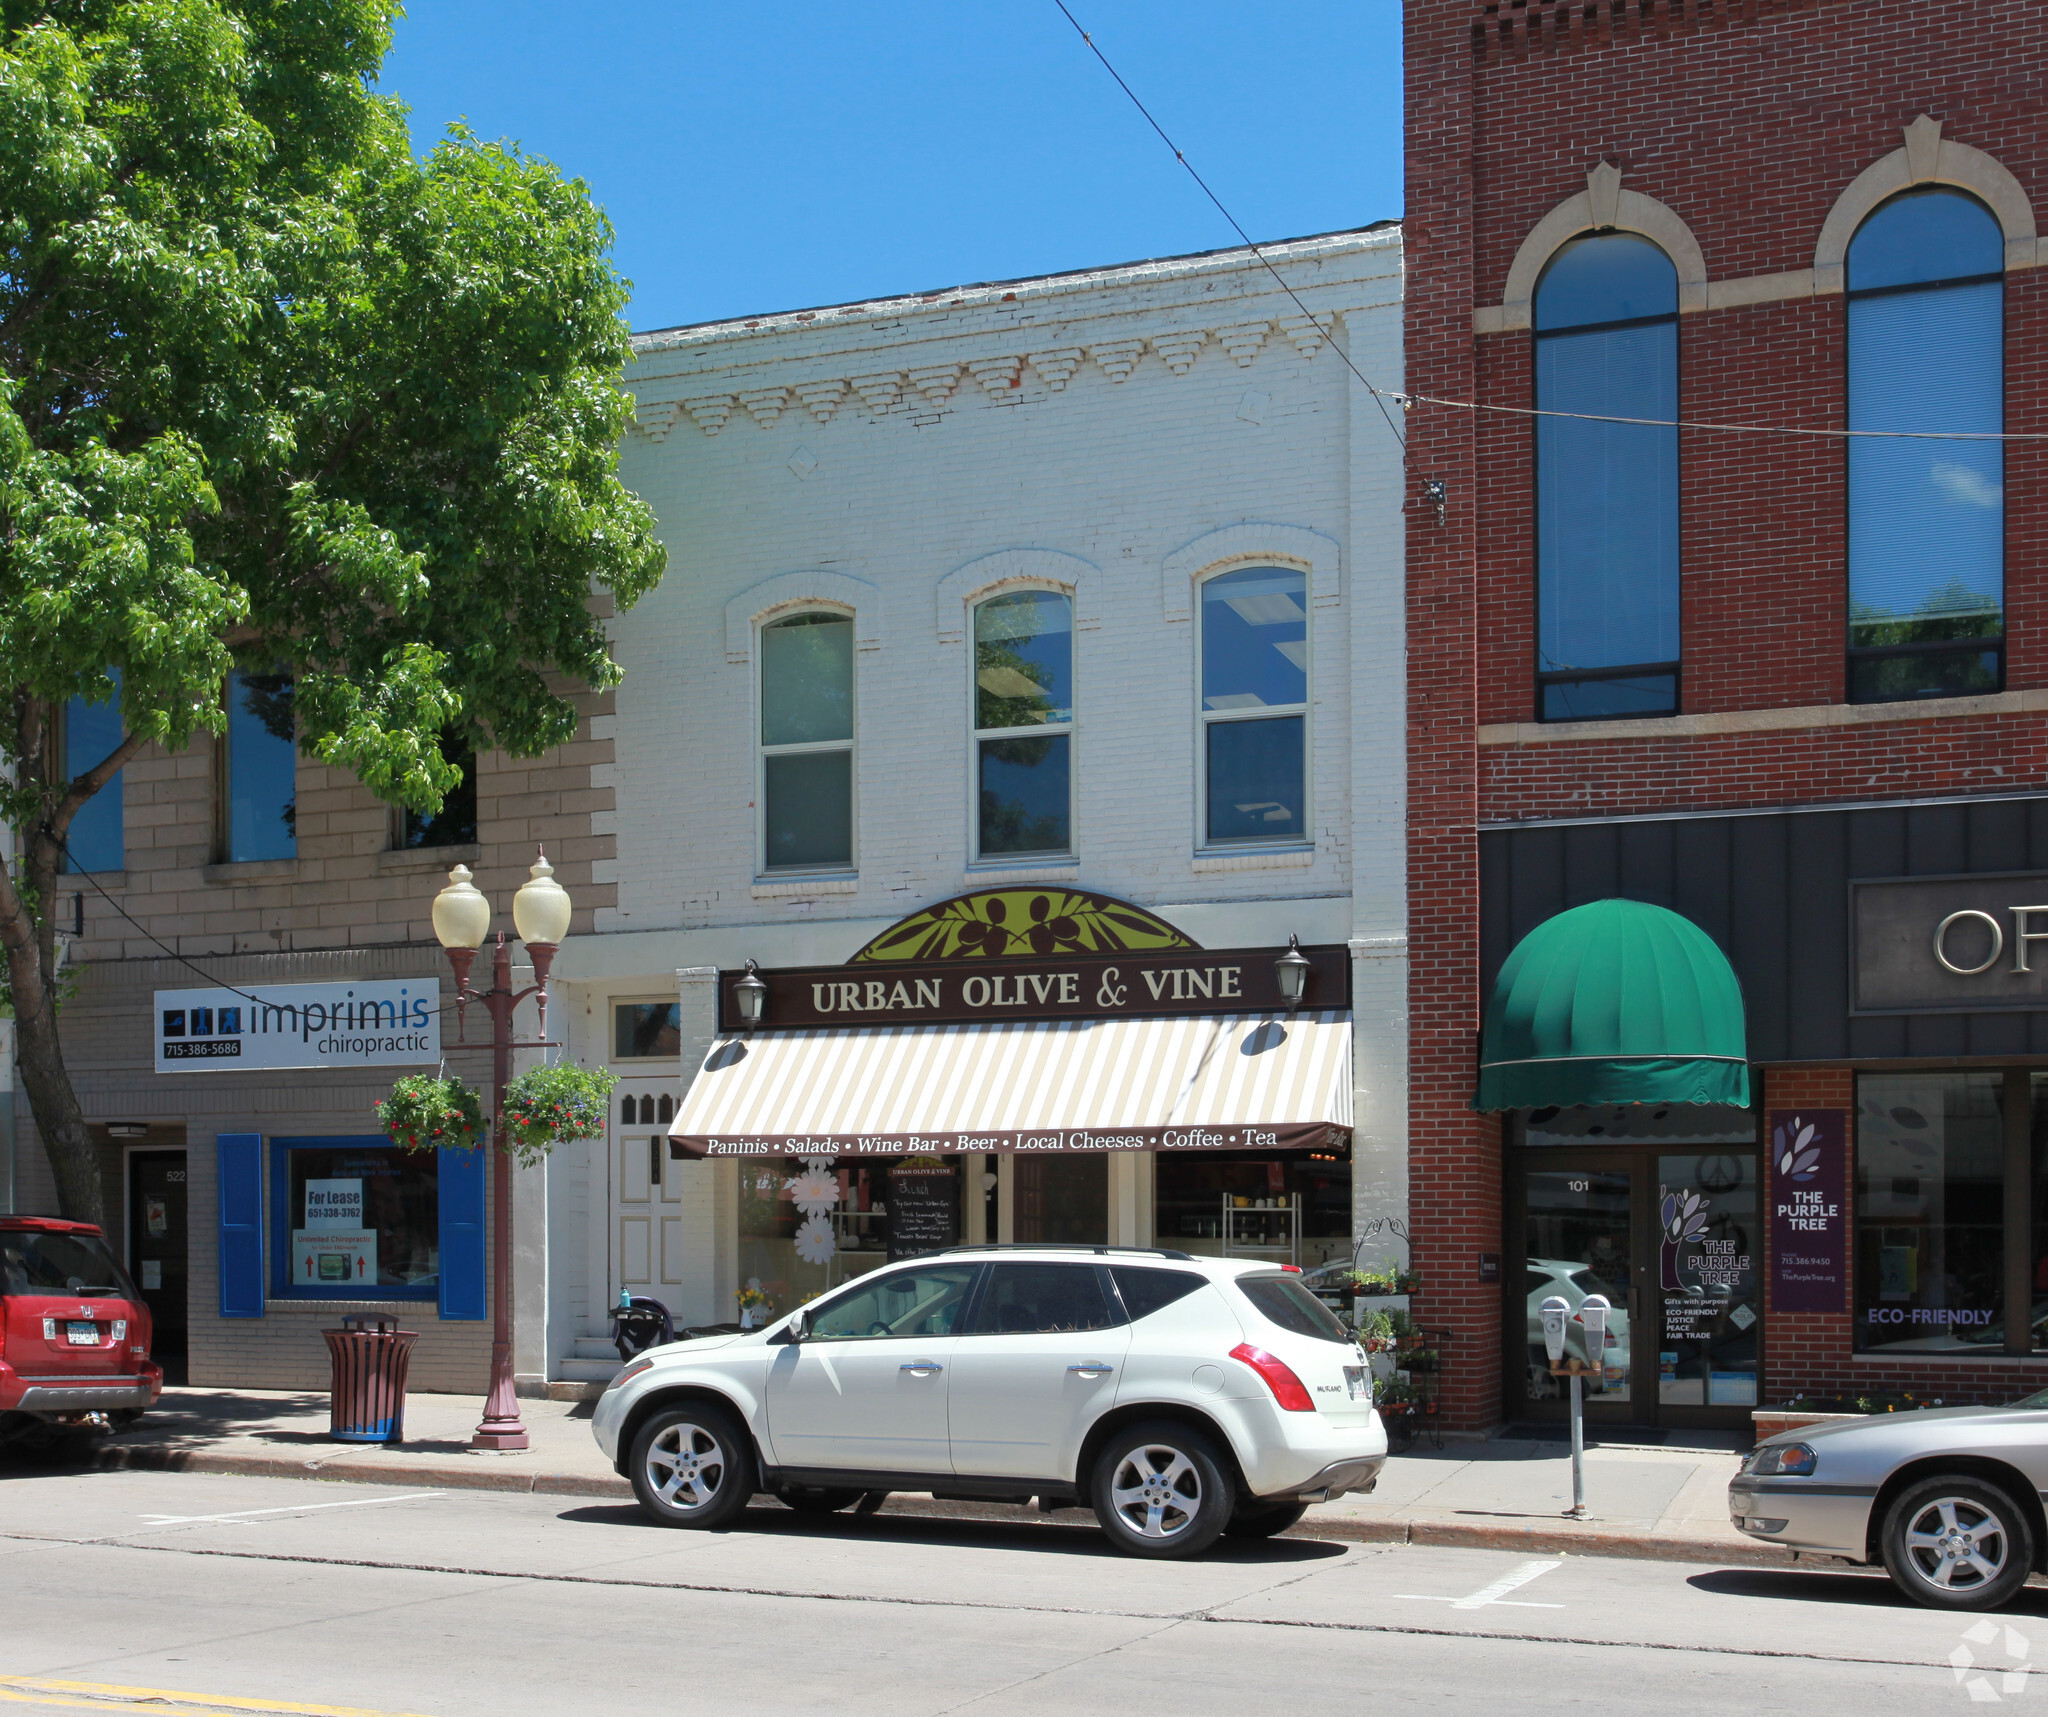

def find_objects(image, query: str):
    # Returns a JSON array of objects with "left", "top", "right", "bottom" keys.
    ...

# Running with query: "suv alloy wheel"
[
  {"left": 1090, "top": 1420, "right": 1234, "bottom": 1559},
  {"left": 629, "top": 1403, "right": 757, "bottom": 1529}
]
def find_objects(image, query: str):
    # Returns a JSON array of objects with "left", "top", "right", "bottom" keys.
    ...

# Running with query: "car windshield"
[
  {"left": 2010, "top": 1387, "right": 2048, "bottom": 1409},
  {"left": 0, "top": 1230, "right": 137, "bottom": 1299},
  {"left": 1237, "top": 1274, "right": 1351, "bottom": 1344}
]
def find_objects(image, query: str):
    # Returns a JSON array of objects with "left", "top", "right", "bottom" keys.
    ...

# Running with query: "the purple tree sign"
[{"left": 1769, "top": 1110, "right": 1847, "bottom": 1314}]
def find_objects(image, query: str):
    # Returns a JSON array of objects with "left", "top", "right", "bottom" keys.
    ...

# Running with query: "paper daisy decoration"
[
  {"left": 786, "top": 1170, "right": 839, "bottom": 1217},
  {"left": 794, "top": 1214, "right": 837, "bottom": 1267}
]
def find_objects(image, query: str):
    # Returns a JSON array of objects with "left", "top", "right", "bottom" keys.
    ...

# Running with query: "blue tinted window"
[
  {"left": 1200, "top": 567, "right": 1307, "bottom": 845},
  {"left": 1847, "top": 192, "right": 2004, "bottom": 703},
  {"left": 979, "top": 733, "right": 1070, "bottom": 855},
  {"left": 227, "top": 671, "right": 296, "bottom": 862},
  {"left": 64, "top": 669, "right": 124, "bottom": 873},
  {"left": 1848, "top": 188, "right": 2003, "bottom": 291},
  {"left": 1206, "top": 716, "right": 1304, "bottom": 843},
  {"left": 1535, "top": 237, "right": 1680, "bottom": 719},
  {"left": 1535, "top": 233, "right": 1678, "bottom": 330},
  {"left": 975, "top": 592, "right": 1072, "bottom": 728},
  {"left": 1201, "top": 568, "right": 1306, "bottom": 710}
]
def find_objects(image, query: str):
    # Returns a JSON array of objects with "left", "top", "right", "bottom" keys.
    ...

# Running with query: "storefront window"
[
  {"left": 736, "top": 1155, "right": 962, "bottom": 1321},
  {"left": 273, "top": 1139, "right": 439, "bottom": 1299},
  {"left": 1855, "top": 1073, "right": 2004, "bottom": 1352},
  {"left": 1153, "top": 1147, "right": 1351, "bottom": 1270}
]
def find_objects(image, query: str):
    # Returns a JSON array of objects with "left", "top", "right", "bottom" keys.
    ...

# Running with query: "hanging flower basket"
[
  {"left": 500, "top": 1063, "right": 618, "bottom": 1168},
  {"left": 377, "top": 1074, "right": 488, "bottom": 1154}
]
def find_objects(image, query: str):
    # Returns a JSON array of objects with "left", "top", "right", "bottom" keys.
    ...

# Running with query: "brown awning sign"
[{"left": 667, "top": 1010, "right": 1353, "bottom": 1160}]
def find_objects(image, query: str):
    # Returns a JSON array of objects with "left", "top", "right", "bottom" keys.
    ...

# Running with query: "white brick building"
[{"left": 537, "top": 228, "right": 1406, "bottom": 1388}]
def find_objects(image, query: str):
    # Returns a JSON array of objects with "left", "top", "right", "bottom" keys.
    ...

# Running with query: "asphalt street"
[{"left": 0, "top": 1467, "right": 2035, "bottom": 1715}]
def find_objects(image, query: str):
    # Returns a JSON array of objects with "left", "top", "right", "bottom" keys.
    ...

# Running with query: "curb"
[{"left": 83, "top": 1441, "right": 1792, "bottom": 1567}]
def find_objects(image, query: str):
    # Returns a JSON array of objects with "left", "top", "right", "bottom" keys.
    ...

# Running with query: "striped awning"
[{"left": 667, "top": 1010, "right": 1352, "bottom": 1158}]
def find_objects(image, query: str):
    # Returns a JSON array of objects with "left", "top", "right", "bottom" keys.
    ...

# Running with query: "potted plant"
[
  {"left": 499, "top": 1063, "right": 618, "bottom": 1167},
  {"left": 376, "top": 1073, "right": 488, "bottom": 1154}
]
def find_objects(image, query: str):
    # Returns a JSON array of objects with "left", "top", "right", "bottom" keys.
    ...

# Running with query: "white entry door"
[{"left": 612, "top": 1084, "right": 688, "bottom": 1314}]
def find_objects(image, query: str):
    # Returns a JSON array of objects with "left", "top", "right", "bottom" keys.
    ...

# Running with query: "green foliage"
[
  {"left": 377, "top": 1073, "right": 486, "bottom": 1153},
  {"left": 500, "top": 1062, "right": 616, "bottom": 1167},
  {"left": 0, "top": 0, "right": 665, "bottom": 845}
]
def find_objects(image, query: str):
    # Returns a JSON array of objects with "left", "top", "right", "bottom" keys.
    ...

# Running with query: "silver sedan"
[{"left": 1730, "top": 1390, "right": 2048, "bottom": 1610}]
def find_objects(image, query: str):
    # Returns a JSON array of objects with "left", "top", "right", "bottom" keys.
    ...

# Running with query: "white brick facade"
[{"left": 542, "top": 228, "right": 1410, "bottom": 1367}]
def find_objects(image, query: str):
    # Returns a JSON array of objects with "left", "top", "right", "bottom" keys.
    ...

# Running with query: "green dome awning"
[{"left": 1475, "top": 899, "right": 1749, "bottom": 1112}]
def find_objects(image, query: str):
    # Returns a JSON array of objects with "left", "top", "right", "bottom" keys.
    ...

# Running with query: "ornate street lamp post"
[{"left": 431, "top": 851, "right": 572, "bottom": 1452}]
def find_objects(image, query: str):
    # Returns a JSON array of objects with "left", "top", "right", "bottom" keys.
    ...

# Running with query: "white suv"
[{"left": 592, "top": 1245, "right": 1387, "bottom": 1558}]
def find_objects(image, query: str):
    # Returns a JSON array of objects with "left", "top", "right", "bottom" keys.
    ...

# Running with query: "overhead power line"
[
  {"left": 1050, "top": 1, "right": 1409, "bottom": 451},
  {"left": 1392, "top": 391, "right": 2048, "bottom": 441}
]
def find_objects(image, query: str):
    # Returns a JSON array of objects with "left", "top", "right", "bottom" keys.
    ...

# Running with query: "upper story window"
[
  {"left": 1847, "top": 188, "right": 2005, "bottom": 703},
  {"left": 1199, "top": 565, "right": 1307, "bottom": 845},
  {"left": 972, "top": 590, "right": 1073, "bottom": 859},
  {"left": 62, "top": 668, "right": 124, "bottom": 874},
  {"left": 223, "top": 670, "right": 296, "bottom": 863},
  {"left": 759, "top": 611, "right": 853, "bottom": 872},
  {"left": 1534, "top": 233, "right": 1680, "bottom": 721},
  {"left": 399, "top": 730, "right": 478, "bottom": 850}
]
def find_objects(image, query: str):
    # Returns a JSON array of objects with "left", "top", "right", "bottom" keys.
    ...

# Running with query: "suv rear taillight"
[{"left": 1230, "top": 1342, "right": 1314, "bottom": 1412}]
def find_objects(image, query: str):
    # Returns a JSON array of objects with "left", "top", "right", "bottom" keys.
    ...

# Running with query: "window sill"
[
  {"left": 378, "top": 843, "right": 481, "bottom": 874},
  {"left": 963, "top": 859, "right": 1080, "bottom": 885},
  {"left": 262, "top": 1296, "right": 438, "bottom": 1313},
  {"left": 752, "top": 873, "right": 858, "bottom": 899},
  {"left": 1191, "top": 846, "right": 1316, "bottom": 874},
  {"left": 202, "top": 858, "right": 300, "bottom": 885},
  {"left": 1852, "top": 1351, "right": 2048, "bottom": 1366}
]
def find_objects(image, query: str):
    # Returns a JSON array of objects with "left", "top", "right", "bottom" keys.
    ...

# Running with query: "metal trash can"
[{"left": 322, "top": 1315, "right": 418, "bottom": 1443}]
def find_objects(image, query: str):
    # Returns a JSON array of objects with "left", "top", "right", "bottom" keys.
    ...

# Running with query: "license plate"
[
  {"left": 1344, "top": 1365, "right": 1368, "bottom": 1399},
  {"left": 66, "top": 1321, "right": 99, "bottom": 1346}
]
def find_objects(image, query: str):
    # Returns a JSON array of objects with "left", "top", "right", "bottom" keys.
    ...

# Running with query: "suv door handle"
[
  {"left": 1068, "top": 1363, "right": 1114, "bottom": 1375},
  {"left": 900, "top": 1360, "right": 943, "bottom": 1374}
]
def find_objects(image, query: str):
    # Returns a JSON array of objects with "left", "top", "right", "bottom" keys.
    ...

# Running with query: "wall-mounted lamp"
[
  {"left": 733, "top": 959, "right": 769, "bottom": 1030},
  {"left": 1274, "top": 935, "right": 1311, "bottom": 1011},
  {"left": 1422, "top": 477, "right": 1448, "bottom": 527}
]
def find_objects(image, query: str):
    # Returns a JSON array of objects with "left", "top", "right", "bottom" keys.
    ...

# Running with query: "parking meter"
[
  {"left": 1540, "top": 1295, "right": 1569, "bottom": 1366},
  {"left": 1579, "top": 1294, "right": 1611, "bottom": 1388}
]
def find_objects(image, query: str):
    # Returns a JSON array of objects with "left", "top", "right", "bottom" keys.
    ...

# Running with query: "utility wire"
[
  {"left": 1392, "top": 390, "right": 2048, "bottom": 441},
  {"left": 1055, "top": 5, "right": 2043, "bottom": 448},
  {"left": 1051, "top": 1, "right": 1409, "bottom": 451},
  {"left": 44, "top": 824, "right": 481, "bottom": 1027}
]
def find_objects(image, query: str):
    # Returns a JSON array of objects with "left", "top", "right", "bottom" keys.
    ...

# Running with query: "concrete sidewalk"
[{"left": 47, "top": 1386, "right": 1775, "bottom": 1567}]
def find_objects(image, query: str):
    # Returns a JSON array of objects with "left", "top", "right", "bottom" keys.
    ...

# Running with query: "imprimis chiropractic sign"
[{"left": 153, "top": 980, "right": 439, "bottom": 1073}]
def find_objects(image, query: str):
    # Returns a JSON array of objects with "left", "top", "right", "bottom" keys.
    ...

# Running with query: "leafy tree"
[{"left": 0, "top": 1, "right": 665, "bottom": 1224}]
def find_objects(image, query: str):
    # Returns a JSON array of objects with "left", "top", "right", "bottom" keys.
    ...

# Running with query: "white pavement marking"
[
  {"left": 1396, "top": 1558, "right": 1565, "bottom": 1610},
  {"left": 135, "top": 1493, "right": 444, "bottom": 1526}
]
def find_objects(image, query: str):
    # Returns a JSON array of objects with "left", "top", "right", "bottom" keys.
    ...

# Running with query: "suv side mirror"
[{"left": 786, "top": 1308, "right": 809, "bottom": 1343}]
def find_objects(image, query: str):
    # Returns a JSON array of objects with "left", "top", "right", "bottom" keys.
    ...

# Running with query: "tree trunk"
[{"left": 10, "top": 964, "right": 100, "bottom": 1228}]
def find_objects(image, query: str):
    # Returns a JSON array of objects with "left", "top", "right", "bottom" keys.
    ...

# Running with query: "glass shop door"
[{"left": 1508, "top": 1148, "right": 1763, "bottom": 1427}]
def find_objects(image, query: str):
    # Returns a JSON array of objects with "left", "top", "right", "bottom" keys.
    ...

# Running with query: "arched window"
[
  {"left": 759, "top": 610, "right": 854, "bottom": 871},
  {"left": 972, "top": 589, "right": 1074, "bottom": 858},
  {"left": 1847, "top": 188, "right": 2005, "bottom": 702},
  {"left": 1199, "top": 565, "right": 1308, "bottom": 844},
  {"left": 657, "top": 1093, "right": 674, "bottom": 1124},
  {"left": 619, "top": 1094, "right": 635, "bottom": 1126},
  {"left": 1534, "top": 233, "right": 1680, "bottom": 720}
]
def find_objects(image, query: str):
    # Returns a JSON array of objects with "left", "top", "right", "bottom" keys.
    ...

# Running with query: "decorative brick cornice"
[
  {"left": 1471, "top": 0, "right": 1819, "bottom": 65},
  {"left": 622, "top": 229, "right": 1402, "bottom": 440}
]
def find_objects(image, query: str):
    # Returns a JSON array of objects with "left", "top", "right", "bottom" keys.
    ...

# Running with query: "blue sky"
[{"left": 378, "top": 3, "right": 1404, "bottom": 334}]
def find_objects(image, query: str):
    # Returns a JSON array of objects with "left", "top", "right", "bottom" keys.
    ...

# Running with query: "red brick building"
[{"left": 1405, "top": 0, "right": 2048, "bottom": 1434}]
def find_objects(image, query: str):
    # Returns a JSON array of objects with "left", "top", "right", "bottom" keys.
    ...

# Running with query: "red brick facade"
[{"left": 1406, "top": 0, "right": 2048, "bottom": 1429}]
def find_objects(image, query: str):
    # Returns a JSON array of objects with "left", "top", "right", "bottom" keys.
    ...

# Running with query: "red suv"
[{"left": 1, "top": 1217, "right": 162, "bottom": 1460}]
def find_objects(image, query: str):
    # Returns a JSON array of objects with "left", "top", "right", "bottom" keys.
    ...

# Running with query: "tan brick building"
[{"left": 6, "top": 679, "right": 616, "bottom": 1394}]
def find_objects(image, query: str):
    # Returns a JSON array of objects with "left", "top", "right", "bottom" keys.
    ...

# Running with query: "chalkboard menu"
[{"left": 887, "top": 1168, "right": 959, "bottom": 1261}]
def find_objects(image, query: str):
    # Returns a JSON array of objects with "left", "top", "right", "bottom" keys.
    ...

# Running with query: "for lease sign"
[{"left": 154, "top": 980, "right": 439, "bottom": 1073}]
